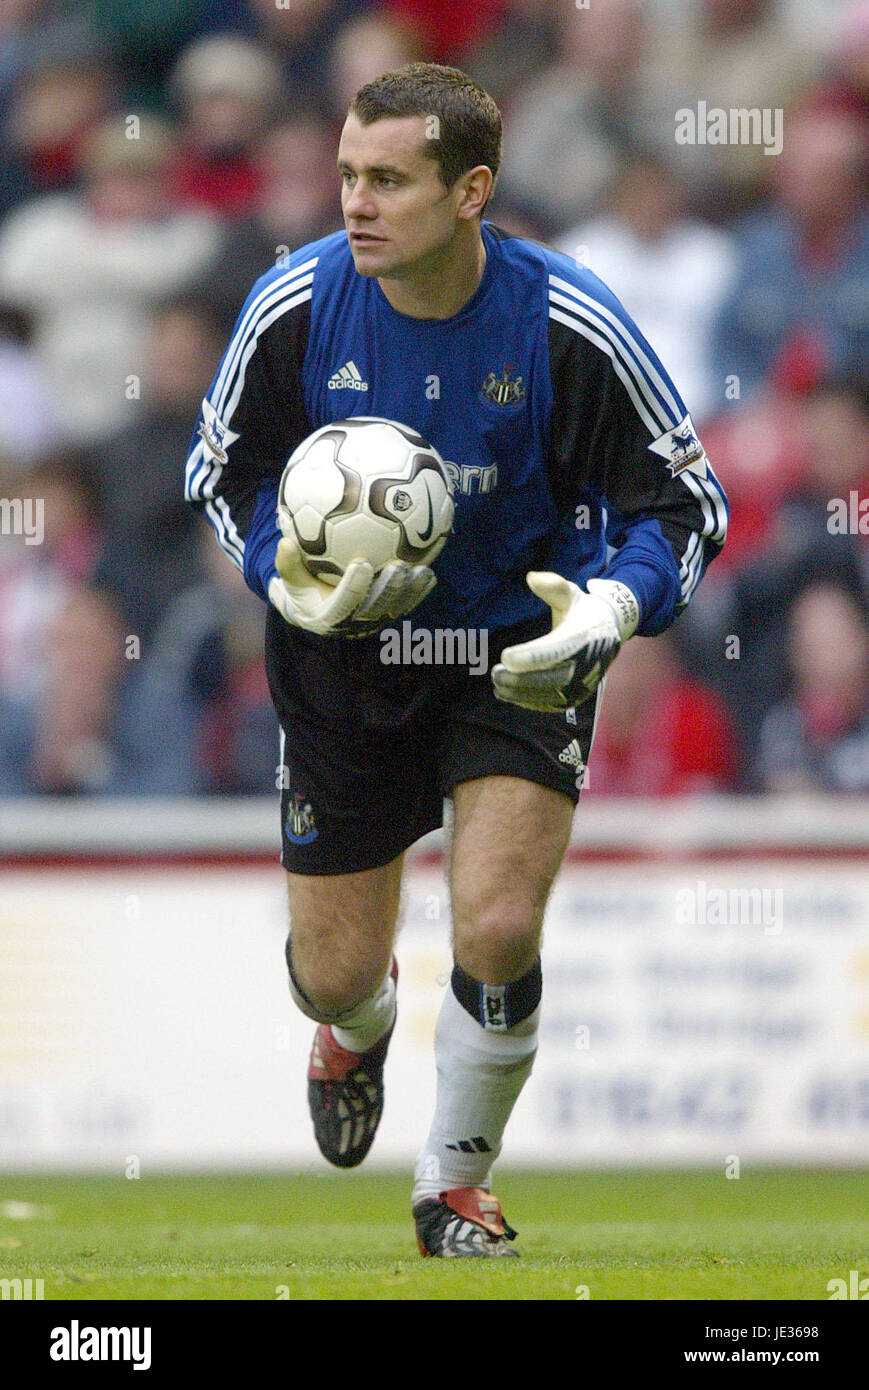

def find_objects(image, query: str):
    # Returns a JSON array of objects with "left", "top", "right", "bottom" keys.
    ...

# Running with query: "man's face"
[{"left": 337, "top": 112, "right": 464, "bottom": 279}]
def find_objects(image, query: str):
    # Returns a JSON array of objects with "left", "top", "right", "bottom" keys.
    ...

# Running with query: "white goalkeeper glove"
[
  {"left": 268, "top": 534, "right": 437, "bottom": 637},
  {"left": 491, "top": 574, "right": 639, "bottom": 711}
]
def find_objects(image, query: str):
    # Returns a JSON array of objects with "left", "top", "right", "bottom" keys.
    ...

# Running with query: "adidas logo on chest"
[{"left": 328, "top": 360, "right": 368, "bottom": 391}]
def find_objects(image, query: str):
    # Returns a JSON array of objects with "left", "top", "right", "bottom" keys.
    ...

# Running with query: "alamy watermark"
[
  {"left": 0, "top": 1276, "right": 44, "bottom": 1300},
  {"left": 675, "top": 102, "right": 783, "bottom": 157},
  {"left": 0, "top": 497, "right": 43, "bottom": 546},
  {"left": 676, "top": 880, "right": 784, "bottom": 935},
  {"left": 827, "top": 1270, "right": 869, "bottom": 1299},
  {"left": 50, "top": 1322, "right": 152, "bottom": 1369},
  {"left": 827, "top": 492, "right": 868, "bottom": 534},
  {"left": 380, "top": 621, "right": 488, "bottom": 676}
]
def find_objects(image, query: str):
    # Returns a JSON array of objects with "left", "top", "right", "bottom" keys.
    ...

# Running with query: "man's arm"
[
  {"left": 493, "top": 266, "right": 728, "bottom": 710},
  {"left": 184, "top": 256, "right": 439, "bottom": 636},
  {"left": 545, "top": 273, "right": 728, "bottom": 631},
  {"left": 184, "top": 258, "right": 317, "bottom": 602}
]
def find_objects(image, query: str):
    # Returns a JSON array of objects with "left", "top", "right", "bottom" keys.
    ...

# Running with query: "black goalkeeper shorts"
[{"left": 265, "top": 607, "right": 601, "bottom": 875}]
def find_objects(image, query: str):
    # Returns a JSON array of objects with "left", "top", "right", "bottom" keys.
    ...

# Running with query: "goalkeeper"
[{"left": 185, "top": 63, "right": 727, "bottom": 1257}]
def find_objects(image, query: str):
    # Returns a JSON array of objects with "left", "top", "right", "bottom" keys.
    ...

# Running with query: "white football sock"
[
  {"left": 331, "top": 966, "right": 396, "bottom": 1053},
  {"left": 412, "top": 983, "right": 539, "bottom": 1204}
]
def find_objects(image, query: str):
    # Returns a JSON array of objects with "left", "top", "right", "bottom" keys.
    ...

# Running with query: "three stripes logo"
[
  {"left": 446, "top": 1137, "right": 492, "bottom": 1154},
  {"left": 558, "top": 738, "right": 585, "bottom": 771},
  {"left": 327, "top": 360, "right": 368, "bottom": 391}
]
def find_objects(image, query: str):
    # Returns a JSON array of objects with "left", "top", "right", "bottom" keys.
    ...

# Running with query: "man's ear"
[{"left": 456, "top": 164, "right": 494, "bottom": 220}]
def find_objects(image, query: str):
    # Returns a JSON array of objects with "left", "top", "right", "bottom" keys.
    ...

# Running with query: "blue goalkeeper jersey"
[{"left": 184, "top": 222, "right": 727, "bottom": 635}]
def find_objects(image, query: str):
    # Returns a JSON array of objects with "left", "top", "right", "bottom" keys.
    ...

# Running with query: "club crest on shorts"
[
  {"left": 481, "top": 365, "right": 525, "bottom": 407},
  {"left": 285, "top": 792, "right": 318, "bottom": 845}
]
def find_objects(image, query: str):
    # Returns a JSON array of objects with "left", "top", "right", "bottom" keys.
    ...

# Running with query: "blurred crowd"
[{"left": 0, "top": 0, "right": 867, "bottom": 798}]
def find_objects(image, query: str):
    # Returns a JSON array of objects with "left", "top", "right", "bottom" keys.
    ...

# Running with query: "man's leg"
[
  {"left": 413, "top": 775, "right": 574, "bottom": 1252},
  {"left": 286, "top": 855, "right": 404, "bottom": 1166},
  {"left": 286, "top": 856, "right": 403, "bottom": 1028}
]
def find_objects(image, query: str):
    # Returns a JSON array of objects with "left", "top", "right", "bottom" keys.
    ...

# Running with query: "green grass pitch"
[{"left": 1, "top": 1169, "right": 865, "bottom": 1300}]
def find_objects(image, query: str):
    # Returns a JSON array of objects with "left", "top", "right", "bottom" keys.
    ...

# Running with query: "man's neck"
[{"left": 377, "top": 228, "right": 487, "bottom": 320}]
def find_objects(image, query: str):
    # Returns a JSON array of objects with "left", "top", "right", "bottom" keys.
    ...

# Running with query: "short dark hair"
[{"left": 349, "top": 62, "right": 501, "bottom": 205}]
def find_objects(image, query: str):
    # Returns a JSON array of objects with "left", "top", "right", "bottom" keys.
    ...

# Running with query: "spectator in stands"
[
  {"left": 168, "top": 34, "right": 284, "bottom": 217},
  {"left": 0, "top": 39, "right": 117, "bottom": 219},
  {"left": 692, "top": 373, "right": 869, "bottom": 768},
  {"left": 0, "top": 115, "right": 220, "bottom": 442},
  {"left": 755, "top": 583, "right": 869, "bottom": 792},
  {"left": 712, "top": 108, "right": 869, "bottom": 400},
  {"left": 689, "top": 391, "right": 806, "bottom": 577},
  {"left": 641, "top": 0, "right": 820, "bottom": 216},
  {"left": 0, "top": 0, "right": 50, "bottom": 121},
  {"left": 496, "top": 0, "right": 649, "bottom": 233},
  {"left": 781, "top": 370, "right": 869, "bottom": 574},
  {"left": 0, "top": 586, "right": 132, "bottom": 795},
  {"left": 689, "top": 361, "right": 868, "bottom": 588},
  {"left": 587, "top": 630, "right": 738, "bottom": 795},
  {"left": 327, "top": 12, "right": 427, "bottom": 121},
  {"left": 120, "top": 534, "right": 277, "bottom": 795},
  {"left": 91, "top": 294, "right": 225, "bottom": 641},
  {"left": 198, "top": 116, "right": 340, "bottom": 332},
  {"left": 807, "top": 0, "right": 869, "bottom": 122},
  {"left": 0, "top": 453, "right": 102, "bottom": 706},
  {"left": 716, "top": 369, "right": 869, "bottom": 579},
  {"left": 244, "top": 0, "right": 362, "bottom": 116},
  {"left": 465, "top": 0, "right": 563, "bottom": 108},
  {"left": 0, "top": 302, "right": 64, "bottom": 466},
  {"left": 63, "top": 0, "right": 213, "bottom": 109},
  {"left": 558, "top": 149, "right": 737, "bottom": 422},
  {"left": 381, "top": 0, "right": 503, "bottom": 62}
]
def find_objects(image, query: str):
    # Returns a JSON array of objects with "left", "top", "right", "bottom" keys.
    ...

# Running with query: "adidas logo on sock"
[
  {"left": 446, "top": 1136, "right": 492, "bottom": 1153},
  {"left": 327, "top": 360, "right": 368, "bottom": 391}
]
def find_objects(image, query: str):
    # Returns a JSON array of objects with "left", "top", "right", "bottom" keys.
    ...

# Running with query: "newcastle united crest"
[
  {"left": 285, "top": 792, "right": 318, "bottom": 845},
  {"left": 481, "top": 365, "right": 526, "bottom": 407}
]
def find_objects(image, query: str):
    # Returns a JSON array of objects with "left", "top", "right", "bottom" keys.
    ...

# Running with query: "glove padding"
[
  {"left": 491, "top": 574, "right": 639, "bottom": 711},
  {"left": 268, "top": 533, "right": 436, "bottom": 637}
]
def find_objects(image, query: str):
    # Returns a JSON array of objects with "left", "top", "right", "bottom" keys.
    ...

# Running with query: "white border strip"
[{"left": 1, "top": 797, "right": 866, "bottom": 855}]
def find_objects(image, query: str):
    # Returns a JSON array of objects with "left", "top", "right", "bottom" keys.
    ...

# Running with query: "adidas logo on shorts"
[
  {"left": 558, "top": 738, "right": 585, "bottom": 771},
  {"left": 327, "top": 360, "right": 368, "bottom": 391}
]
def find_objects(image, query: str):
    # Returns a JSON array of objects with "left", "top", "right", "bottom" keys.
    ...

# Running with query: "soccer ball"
[{"left": 277, "top": 417, "right": 455, "bottom": 584}]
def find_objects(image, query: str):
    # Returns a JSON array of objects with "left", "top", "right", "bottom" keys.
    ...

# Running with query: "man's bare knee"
[
  {"left": 452, "top": 890, "right": 542, "bottom": 982},
  {"left": 286, "top": 933, "right": 391, "bottom": 1021},
  {"left": 283, "top": 859, "right": 402, "bottom": 1021},
  {"left": 449, "top": 779, "right": 573, "bottom": 984}
]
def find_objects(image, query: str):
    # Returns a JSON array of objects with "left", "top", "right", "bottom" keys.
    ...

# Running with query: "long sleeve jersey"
[{"left": 184, "top": 221, "right": 727, "bottom": 636}]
